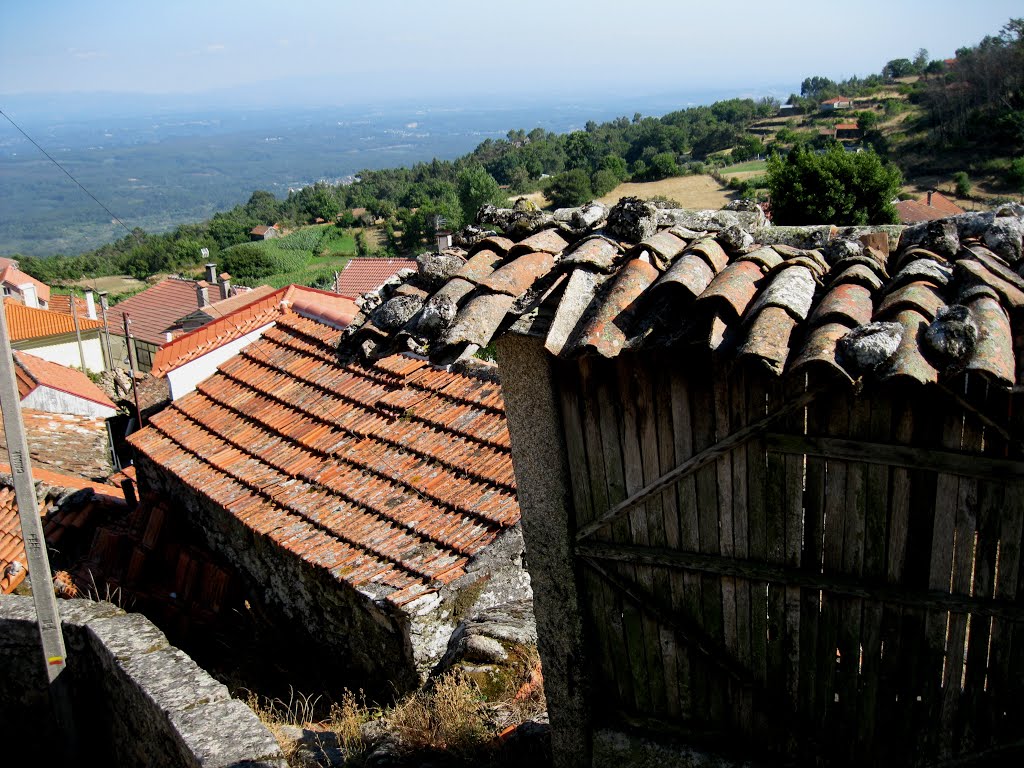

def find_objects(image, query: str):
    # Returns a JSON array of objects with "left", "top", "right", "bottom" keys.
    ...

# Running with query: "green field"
[
  {"left": 221, "top": 224, "right": 357, "bottom": 289},
  {"left": 719, "top": 159, "right": 768, "bottom": 175}
]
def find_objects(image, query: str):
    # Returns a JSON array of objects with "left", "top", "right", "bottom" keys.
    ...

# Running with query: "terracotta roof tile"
[
  {"left": 0, "top": 265, "right": 51, "bottom": 304},
  {"left": 340, "top": 197, "right": 1024, "bottom": 391},
  {"left": 0, "top": 410, "right": 114, "bottom": 480},
  {"left": 14, "top": 352, "right": 116, "bottom": 410},
  {"left": 48, "top": 294, "right": 89, "bottom": 318},
  {"left": 335, "top": 258, "right": 417, "bottom": 298},
  {"left": 128, "top": 314, "right": 518, "bottom": 607},
  {"left": 107, "top": 277, "right": 205, "bottom": 346},
  {"left": 4, "top": 298, "right": 104, "bottom": 341}
]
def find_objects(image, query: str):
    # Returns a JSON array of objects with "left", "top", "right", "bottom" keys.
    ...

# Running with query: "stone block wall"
[{"left": 0, "top": 596, "right": 285, "bottom": 767}]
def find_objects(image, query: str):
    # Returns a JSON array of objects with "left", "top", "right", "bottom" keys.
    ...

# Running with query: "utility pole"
[
  {"left": 98, "top": 292, "right": 114, "bottom": 371},
  {"left": 69, "top": 292, "right": 87, "bottom": 372},
  {"left": 122, "top": 313, "right": 143, "bottom": 429},
  {"left": 0, "top": 299, "right": 78, "bottom": 755}
]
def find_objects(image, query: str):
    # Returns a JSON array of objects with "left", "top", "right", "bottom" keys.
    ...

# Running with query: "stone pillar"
[{"left": 495, "top": 334, "right": 591, "bottom": 768}]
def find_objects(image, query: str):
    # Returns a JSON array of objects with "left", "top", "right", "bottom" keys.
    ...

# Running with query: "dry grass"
[
  {"left": 506, "top": 190, "right": 548, "bottom": 208},
  {"left": 69, "top": 275, "right": 148, "bottom": 294},
  {"left": 387, "top": 671, "right": 490, "bottom": 754},
  {"left": 597, "top": 175, "right": 732, "bottom": 209}
]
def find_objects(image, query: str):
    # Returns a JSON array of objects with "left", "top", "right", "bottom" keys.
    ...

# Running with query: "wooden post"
[
  {"left": 69, "top": 292, "right": 87, "bottom": 371},
  {"left": 123, "top": 313, "right": 143, "bottom": 428}
]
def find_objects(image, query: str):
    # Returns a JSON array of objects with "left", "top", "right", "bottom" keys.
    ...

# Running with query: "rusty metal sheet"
[
  {"left": 746, "top": 264, "right": 817, "bottom": 322},
  {"left": 481, "top": 251, "right": 556, "bottom": 297},
  {"left": 457, "top": 249, "right": 506, "bottom": 284},
  {"left": 628, "top": 230, "right": 687, "bottom": 270},
  {"left": 789, "top": 321, "right": 854, "bottom": 382},
  {"left": 440, "top": 292, "right": 516, "bottom": 348},
  {"left": 876, "top": 280, "right": 945, "bottom": 321},
  {"left": 561, "top": 235, "right": 623, "bottom": 272},
  {"left": 956, "top": 258, "right": 1024, "bottom": 309},
  {"left": 466, "top": 236, "right": 515, "bottom": 258},
  {"left": 688, "top": 238, "right": 729, "bottom": 274},
  {"left": 655, "top": 253, "right": 715, "bottom": 300},
  {"left": 736, "top": 306, "right": 798, "bottom": 376},
  {"left": 507, "top": 228, "right": 569, "bottom": 257},
  {"left": 880, "top": 309, "right": 938, "bottom": 385},
  {"left": 810, "top": 282, "right": 874, "bottom": 328},
  {"left": 965, "top": 295, "right": 1015, "bottom": 385},
  {"left": 695, "top": 259, "right": 764, "bottom": 322},
  {"left": 574, "top": 259, "right": 660, "bottom": 358}
]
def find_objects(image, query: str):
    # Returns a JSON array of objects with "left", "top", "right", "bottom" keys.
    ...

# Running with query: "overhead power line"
[{"left": 0, "top": 108, "right": 141, "bottom": 244}]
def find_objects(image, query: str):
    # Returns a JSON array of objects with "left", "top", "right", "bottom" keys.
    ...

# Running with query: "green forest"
[{"left": 12, "top": 18, "right": 1024, "bottom": 290}]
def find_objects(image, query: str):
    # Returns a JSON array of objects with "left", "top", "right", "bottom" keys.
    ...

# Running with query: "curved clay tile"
[
  {"left": 881, "top": 309, "right": 939, "bottom": 385},
  {"left": 574, "top": 259, "right": 660, "bottom": 358},
  {"left": 892, "top": 245, "right": 950, "bottom": 272},
  {"left": 955, "top": 258, "right": 1024, "bottom": 308},
  {"left": 545, "top": 270, "right": 608, "bottom": 357},
  {"left": 466, "top": 236, "right": 515, "bottom": 258},
  {"left": 745, "top": 264, "right": 817, "bottom": 323},
  {"left": 809, "top": 282, "right": 875, "bottom": 328},
  {"left": 688, "top": 238, "right": 729, "bottom": 274},
  {"left": 626, "top": 230, "right": 688, "bottom": 270},
  {"left": 655, "top": 253, "right": 716, "bottom": 301},
  {"left": 964, "top": 294, "right": 1015, "bottom": 385},
  {"left": 737, "top": 305, "right": 799, "bottom": 375},
  {"left": 696, "top": 259, "right": 765, "bottom": 323},
  {"left": 457, "top": 249, "right": 507, "bottom": 284},
  {"left": 789, "top": 321, "right": 855, "bottom": 382},
  {"left": 440, "top": 292, "right": 516, "bottom": 349},
  {"left": 481, "top": 252, "right": 556, "bottom": 297},
  {"left": 876, "top": 280, "right": 945, "bottom": 321},
  {"left": 889, "top": 258, "right": 953, "bottom": 291},
  {"left": 507, "top": 228, "right": 569, "bottom": 258},
  {"left": 561, "top": 236, "right": 623, "bottom": 272},
  {"left": 739, "top": 246, "right": 784, "bottom": 272},
  {"left": 827, "top": 261, "right": 885, "bottom": 292}
]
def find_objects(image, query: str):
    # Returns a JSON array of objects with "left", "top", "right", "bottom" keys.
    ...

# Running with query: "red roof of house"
[
  {"left": 1, "top": 468, "right": 125, "bottom": 594},
  {"left": 129, "top": 313, "right": 519, "bottom": 609},
  {"left": 14, "top": 351, "right": 116, "bottom": 410},
  {"left": 107, "top": 277, "right": 203, "bottom": 346},
  {"left": 48, "top": 293, "right": 90, "bottom": 318},
  {"left": 4, "top": 298, "right": 104, "bottom": 341},
  {"left": 250, "top": 225, "right": 276, "bottom": 236},
  {"left": 150, "top": 285, "right": 357, "bottom": 377},
  {"left": 0, "top": 264, "right": 51, "bottom": 304},
  {"left": 821, "top": 97, "right": 850, "bottom": 104},
  {"left": 835, "top": 123, "right": 860, "bottom": 130},
  {"left": 922, "top": 190, "right": 965, "bottom": 216},
  {"left": 335, "top": 257, "right": 417, "bottom": 298},
  {"left": 894, "top": 191, "right": 966, "bottom": 224}
]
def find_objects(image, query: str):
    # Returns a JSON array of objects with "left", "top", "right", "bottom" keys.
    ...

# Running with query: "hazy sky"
[{"left": 2, "top": 1, "right": 1020, "bottom": 102}]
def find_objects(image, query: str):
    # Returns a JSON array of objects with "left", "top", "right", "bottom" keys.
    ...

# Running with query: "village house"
[
  {"left": 167, "top": 263, "right": 273, "bottom": 335},
  {"left": 340, "top": 197, "right": 1024, "bottom": 767},
  {"left": 333, "top": 256, "right": 417, "bottom": 299},
  {"left": 0, "top": 258, "right": 51, "bottom": 310},
  {"left": 249, "top": 224, "right": 279, "bottom": 240},
  {"left": 13, "top": 351, "right": 117, "bottom": 419},
  {"left": 820, "top": 96, "right": 853, "bottom": 111},
  {"left": 894, "top": 189, "right": 967, "bottom": 224},
  {"left": 126, "top": 303, "right": 530, "bottom": 694},
  {"left": 4, "top": 298, "right": 107, "bottom": 373},
  {"left": 150, "top": 285, "right": 357, "bottom": 401}
]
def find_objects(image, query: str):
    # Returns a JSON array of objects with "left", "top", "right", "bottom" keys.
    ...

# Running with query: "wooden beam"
[
  {"left": 577, "top": 541, "right": 1024, "bottom": 621},
  {"left": 764, "top": 433, "right": 1024, "bottom": 482},
  {"left": 575, "top": 387, "right": 821, "bottom": 542}
]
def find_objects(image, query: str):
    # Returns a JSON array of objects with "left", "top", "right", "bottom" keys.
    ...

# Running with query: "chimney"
[
  {"left": 435, "top": 230, "right": 453, "bottom": 252},
  {"left": 927, "top": 190, "right": 933, "bottom": 207},
  {"left": 84, "top": 289, "right": 97, "bottom": 320},
  {"left": 21, "top": 283, "right": 37, "bottom": 308},
  {"left": 165, "top": 331, "right": 173, "bottom": 342},
  {"left": 205, "top": 263, "right": 217, "bottom": 283},
  {"left": 196, "top": 280, "right": 210, "bottom": 308},
  {"left": 218, "top": 272, "right": 232, "bottom": 300}
]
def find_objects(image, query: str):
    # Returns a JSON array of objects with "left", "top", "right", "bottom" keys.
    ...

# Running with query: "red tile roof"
[
  {"left": 107, "top": 277, "right": 203, "bottom": 346},
  {"left": 335, "top": 258, "right": 417, "bottom": 298},
  {"left": 48, "top": 293, "right": 90, "bottom": 318},
  {"left": 4, "top": 298, "right": 104, "bottom": 341},
  {"left": 14, "top": 351, "right": 116, "bottom": 410},
  {"left": 894, "top": 191, "right": 966, "bottom": 224},
  {"left": 150, "top": 285, "right": 357, "bottom": 377},
  {"left": 250, "top": 225, "right": 276, "bottom": 237},
  {"left": 344, "top": 198, "right": 1024, "bottom": 391},
  {"left": 0, "top": 409, "right": 115, "bottom": 480},
  {"left": 1, "top": 466, "right": 125, "bottom": 594},
  {"left": 0, "top": 264, "right": 51, "bottom": 304},
  {"left": 922, "top": 190, "right": 965, "bottom": 216},
  {"left": 129, "top": 313, "right": 518, "bottom": 608}
]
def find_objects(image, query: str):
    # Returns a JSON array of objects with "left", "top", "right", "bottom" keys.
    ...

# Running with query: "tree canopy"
[{"left": 766, "top": 145, "right": 902, "bottom": 225}]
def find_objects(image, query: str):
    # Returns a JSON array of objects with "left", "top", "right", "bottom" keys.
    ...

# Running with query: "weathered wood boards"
[{"left": 556, "top": 352, "right": 1024, "bottom": 765}]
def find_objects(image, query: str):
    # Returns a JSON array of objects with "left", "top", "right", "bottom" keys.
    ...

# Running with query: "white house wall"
[
  {"left": 166, "top": 323, "right": 275, "bottom": 401},
  {"left": 14, "top": 335, "right": 107, "bottom": 374},
  {"left": 22, "top": 385, "right": 117, "bottom": 419}
]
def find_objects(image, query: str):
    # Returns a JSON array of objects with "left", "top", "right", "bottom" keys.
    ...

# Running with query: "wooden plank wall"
[{"left": 557, "top": 352, "right": 1024, "bottom": 766}]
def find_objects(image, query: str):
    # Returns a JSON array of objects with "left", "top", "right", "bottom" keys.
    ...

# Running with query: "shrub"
[
  {"left": 1008, "top": 157, "right": 1024, "bottom": 191},
  {"left": 953, "top": 171, "right": 972, "bottom": 198},
  {"left": 221, "top": 243, "right": 276, "bottom": 281}
]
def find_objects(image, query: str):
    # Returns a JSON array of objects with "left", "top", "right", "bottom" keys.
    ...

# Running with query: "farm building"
[
  {"left": 126, "top": 304, "right": 529, "bottom": 695},
  {"left": 342, "top": 198, "right": 1024, "bottom": 767}
]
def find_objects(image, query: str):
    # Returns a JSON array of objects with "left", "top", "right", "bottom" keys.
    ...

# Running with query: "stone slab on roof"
[
  {"left": 129, "top": 312, "right": 519, "bottom": 610},
  {"left": 341, "top": 198, "right": 1024, "bottom": 391}
]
